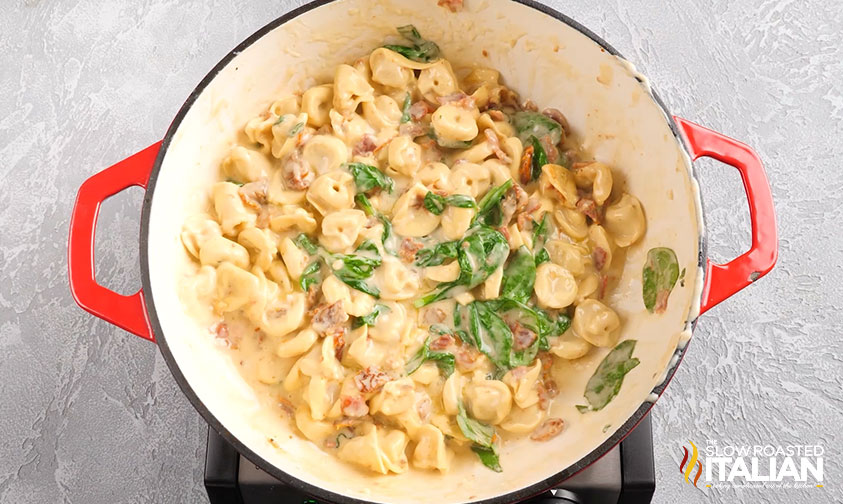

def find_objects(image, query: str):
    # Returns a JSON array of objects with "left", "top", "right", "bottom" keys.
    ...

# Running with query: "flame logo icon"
[{"left": 679, "top": 441, "right": 703, "bottom": 486}]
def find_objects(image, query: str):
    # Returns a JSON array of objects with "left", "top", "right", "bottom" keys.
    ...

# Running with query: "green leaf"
[
  {"left": 424, "top": 192, "right": 447, "bottom": 215},
  {"left": 474, "top": 180, "right": 513, "bottom": 227},
  {"left": 471, "top": 445, "right": 502, "bottom": 472},
  {"left": 500, "top": 246, "right": 536, "bottom": 305},
  {"left": 642, "top": 247, "right": 680, "bottom": 313},
  {"left": 355, "top": 193, "right": 395, "bottom": 254},
  {"left": 294, "top": 234, "right": 319, "bottom": 255},
  {"left": 580, "top": 340, "right": 640, "bottom": 412},
  {"left": 226, "top": 178, "right": 245, "bottom": 186},
  {"left": 415, "top": 240, "right": 459, "bottom": 267},
  {"left": 467, "top": 301, "right": 513, "bottom": 369},
  {"left": 346, "top": 162, "right": 394, "bottom": 194},
  {"left": 445, "top": 194, "right": 477, "bottom": 209},
  {"left": 405, "top": 338, "right": 430, "bottom": 376},
  {"left": 299, "top": 261, "right": 321, "bottom": 292},
  {"left": 532, "top": 213, "right": 549, "bottom": 248},
  {"left": 427, "top": 351, "right": 455, "bottom": 377},
  {"left": 405, "top": 335, "right": 455, "bottom": 377},
  {"left": 534, "top": 248, "right": 550, "bottom": 266},
  {"left": 512, "top": 111, "right": 563, "bottom": 145},
  {"left": 400, "top": 93, "right": 412, "bottom": 124},
  {"left": 529, "top": 136, "right": 548, "bottom": 182},
  {"left": 352, "top": 303, "right": 390, "bottom": 329},
  {"left": 456, "top": 403, "right": 496, "bottom": 447},
  {"left": 383, "top": 25, "right": 441, "bottom": 63},
  {"left": 273, "top": 113, "right": 293, "bottom": 126}
]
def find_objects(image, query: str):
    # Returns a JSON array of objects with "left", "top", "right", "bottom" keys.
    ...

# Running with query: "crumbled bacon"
[
  {"left": 507, "top": 321, "right": 537, "bottom": 351},
  {"left": 429, "top": 334, "right": 455, "bottom": 351},
  {"left": 509, "top": 365, "right": 529, "bottom": 380},
  {"left": 517, "top": 212, "right": 535, "bottom": 233},
  {"left": 353, "top": 135, "right": 378, "bottom": 156},
  {"left": 277, "top": 396, "right": 295, "bottom": 416},
  {"left": 598, "top": 274, "right": 609, "bottom": 300},
  {"left": 542, "top": 108, "right": 571, "bottom": 134},
  {"left": 577, "top": 197, "right": 602, "bottom": 223},
  {"left": 282, "top": 150, "right": 314, "bottom": 190},
  {"left": 437, "top": 0, "right": 463, "bottom": 12},
  {"left": 398, "top": 238, "right": 424, "bottom": 263},
  {"left": 330, "top": 327, "right": 347, "bottom": 361},
  {"left": 214, "top": 323, "right": 230, "bottom": 343},
  {"left": 437, "top": 92, "right": 475, "bottom": 109},
  {"left": 456, "top": 347, "right": 481, "bottom": 372},
  {"left": 310, "top": 301, "right": 349, "bottom": 334},
  {"left": 530, "top": 418, "right": 565, "bottom": 441},
  {"left": 416, "top": 395, "right": 432, "bottom": 422},
  {"left": 354, "top": 367, "right": 390, "bottom": 393},
  {"left": 519, "top": 145, "right": 535, "bottom": 185},
  {"left": 501, "top": 184, "right": 529, "bottom": 226},
  {"left": 239, "top": 179, "right": 268, "bottom": 210},
  {"left": 538, "top": 134, "right": 559, "bottom": 164},
  {"left": 305, "top": 284, "right": 320, "bottom": 308},
  {"left": 484, "top": 129, "right": 511, "bottom": 164},
  {"left": 423, "top": 308, "right": 447, "bottom": 326},
  {"left": 340, "top": 396, "right": 369, "bottom": 417},
  {"left": 538, "top": 351, "right": 554, "bottom": 371},
  {"left": 399, "top": 121, "right": 427, "bottom": 138},
  {"left": 255, "top": 207, "right": 270, "bottom": 229},
  {"left": 593, "top": 247, "right": 608, "bottom": 272},
  {"left": 523, "top": 99, "right": 539, "bottom": 112},
  {"left": 409, "top": 101, "right": 435, "bottom": 121},
  {"left": 487, "top": 109, "right": 506, "bottom": 121}
]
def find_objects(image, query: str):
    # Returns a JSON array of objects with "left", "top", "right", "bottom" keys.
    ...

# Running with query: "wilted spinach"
[
  {"left": 352, "top": 304, "right": 390, "bottom": 329},
  {"left": 414, "top": 239, "right": 460, "bottom": 267},
  {"left": 473, "top": 180, "right": 513, "bottom": 227},
  {"left": 405, "top": 335, "right": 455, "bottom": 377},
  {"left": 383, "top": 25, "right": 441, "bottom": 63},
  {"left": 527, "top": 136, "right": 548, "bottom": 182},
  {"left": 400, "top": 93, "right": 412, "bottom": 124},
  {"left": 457, "top": 403, "right": 501, "bottom": 472},
  {"left": 642, "top": 247, "right": 680, "bottom": 314},
  {"left": 423, "top": 191, "right": 476, "bottom": 215},
  {"left": 576, "top": 339, "right": 640, "bottom": 413},
  {"left": 500, "top": 246, "right": 536, "bottom": 305},
  {"left": 299, "top": 261, "right": 321, "bottom": 292},
  {"left": 355, "top": 193, "right": 395, "bottom": 254},
  {"left": 512, "top": 111, "right": 563, "bottom": 146},
  {"left": 346, "top": 162, "right": 394, "bottom": 194},
  {"left": 293, "top": 233, "right": 382, "bottom": 297}
]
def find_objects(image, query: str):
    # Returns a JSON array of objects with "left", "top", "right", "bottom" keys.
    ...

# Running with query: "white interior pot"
[{"left": 67, "top": 1, "right": 778, "bottom": 503}]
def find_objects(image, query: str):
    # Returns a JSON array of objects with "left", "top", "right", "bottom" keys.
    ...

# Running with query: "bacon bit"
[
  {"left": 239, "top": 179, "right": 268, "bottom": 210},
  {"left": 282, "top": 150, "right": 314, "bottom": 190},
  {"left": 354, "top": 367, "right": 389, "bottom": 393},
  {"left": 516, "top": 212, "right": 535, "bottom": 233},
  {"left": 399, "top": 121, "right": 426, "bottom": 139},
  {"left": 530, "top": 418, "right": 565, "bottom": 441},
  {"left": 398, "top": 237, "right": 424, "bottom": 263},
  {"left": 576, "top": 197, "right": 602, "bottom": 223},
  {"left": 538, "top": 134, "right": 559, "bottom": 164},
  {"left": 519, "top": 145, "right": 535, "bottom": 185},
  {"left": 498, "top": 224, "right": 512, "bottom": 243},
  {"left": 483, "top": 129, "right": 511, "bottom": 164},
  {"left": 542, "top": 108, "right": 571, "bottom": 134},
  {"left": 416, "top": 395, "right": 432, "bottom": 422},
  {"left": 310, "top": 301, "right": 349, "bottom": 334},
  {"left": 538, "top": 351, "right": 554, "bottom": 371},
  {"left": 423, "top": 308, "right": 446, "bottom": 326},
  {"left": 214, "top": 323, "right": 230, "bottom": 343},
  {"left": 340, "top": 396, "right": 369, "bottom": 417},
  {"left": 437, "top": 0, "right": 464, "bottom": 12},
  {"left": 487, "top": 109, "right": 505, "bottom": 121},
  {"left": 507, "top": 321, "right": 537, "bottom": 351},
  {"left": 509, "top": 365, "right": 529, "bottom": 380},
  {"left": 305, "top": 284, "right": 320, "bottom": 308},
  {"left": 592, "top": 247, "right": 608, "bottom": 272},
  {"left": 501, "top": 184, "right": 529, "bottom": 226},
  {"left": 429, "top": 334, "right": 455, "bottom": 351},
  {"left": 523, "top": 99, "right": 539, "bottom": 112},
  {"left": 409, "top": 101, "right": 435, "bottom": 121},
  {"left": 330, "top": 327, "right": 347, "bottom": 361},
  {"left": 437, "top": 92, "right": 475, "bottom": 109},
  {"left": 456, "top": 347, "right": 481, "bottom": 372},
  {"left": 543, "top": 378, "right": 559, "bottom": 399},
  {"left": 256, "top": 207, "right": 270, "bottom": 229},
  {"left": 353, "top": 135, "right": 378, "bottom": 156},
  {"left": 277, "top": 396, "right": 295, "bottom": 416}
]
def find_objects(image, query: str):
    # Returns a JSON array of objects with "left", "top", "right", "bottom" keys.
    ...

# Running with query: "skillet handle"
[
  {"left": 674, "top": 117, "right": 778, "bottom": 315},
  {"left": 67, "top": 142, "right": 162, "bottom": 342}
]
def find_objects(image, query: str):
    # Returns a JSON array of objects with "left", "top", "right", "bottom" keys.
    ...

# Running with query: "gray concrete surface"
[{"left": 1, "top": 0, "right": 841, "bottom": 503}]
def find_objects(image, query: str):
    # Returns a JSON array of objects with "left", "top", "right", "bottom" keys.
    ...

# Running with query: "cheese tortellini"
[{"left": 178, "top": 27, "right": 652, "bottom": 477}]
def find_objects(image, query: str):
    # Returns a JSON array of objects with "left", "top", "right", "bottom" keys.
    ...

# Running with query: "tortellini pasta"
[{"left": 179, "top": 32, "right": 652, "bottom": 477}]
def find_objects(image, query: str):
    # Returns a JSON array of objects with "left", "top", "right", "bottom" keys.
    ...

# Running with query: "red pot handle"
[
  {"left": 674, "top": 117, "right": 778, "bottom": 315},
  {"left": 68, "top": 142, "right": 162, "bottom": 342}
]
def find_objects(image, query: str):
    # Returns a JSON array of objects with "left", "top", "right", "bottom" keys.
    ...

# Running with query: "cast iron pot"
[{"left": 68, "top": 1, "right": 778, "bottom": 502}]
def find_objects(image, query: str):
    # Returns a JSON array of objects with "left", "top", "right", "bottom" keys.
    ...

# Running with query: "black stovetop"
[{"left": 204, "top": 414, "right": 654, "bottom": 504}]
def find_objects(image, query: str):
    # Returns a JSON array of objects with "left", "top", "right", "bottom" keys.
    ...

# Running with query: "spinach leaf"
[
  {"left": 414, "top": 240, "right": 459, "bottom": 267},
  {"left": 400, "top": 93, "right": 412, "bottom": 124},
  {"left": 294, "top": 233, "right": 320, "bottom": 255},
  {"left": 457, "top": 403, "right": 502, "bottom": 472},
  {"left": 642, "top": 247, "right": 680, "bottom": 314},
  {"left": 352, "top": 303, "right": 390, "bottom": 329},
  {"left": 471, "top": 445, "right": 502, "bottom": 473},
  {"left": 528, "top": 136, "right": 548, "bottom": 182},
  {"left": 534, "top": 248, "right": 550, "bottom": 266},
  {"left": 431, "top": 130, "right": 474, "bottom": 149},
  {"left": 346, "top": 162, "right": 394, "bottom": 194},
  {"left": 355, "top": 193, "right": 394, "bottom": 253},
  {"left": 414, "top": 225, "right": 509, "bottom": 307},
  {"left": 466, "top": 301, "right": 513, "bottom": 369},
  {"left": 423, "top": 192, "right": 476, "bottom": 215},
  {"left": 531, "top": 213, "right": 551, "bottom": 266},
  {"left": 299, "top": 261, "right": 321, "bottom": 292},
  {"left": 383, "top": 24, "right": 441, "bottom": 63},
  {"left": 512, "top": 111, "right": 563, "bottom": 146},
  {"left": 500, "top": 246, "right": 536, "bottom": 304},
  {"left": 405, "top": 336, "right": 455, "bottom": 376},
  {"left": 288, "top": 121, "right": 304, "bottom": 137},
  {"left": 474, "top": 180, "right": 513, "bottom": 227},
  {"left": 576, "top": 340, "right": 640, "bottom": 413}
]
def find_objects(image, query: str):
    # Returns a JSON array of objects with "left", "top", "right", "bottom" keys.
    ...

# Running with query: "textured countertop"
[{"left": 1, "top": 0, "right": 841, "bottom": 503}]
